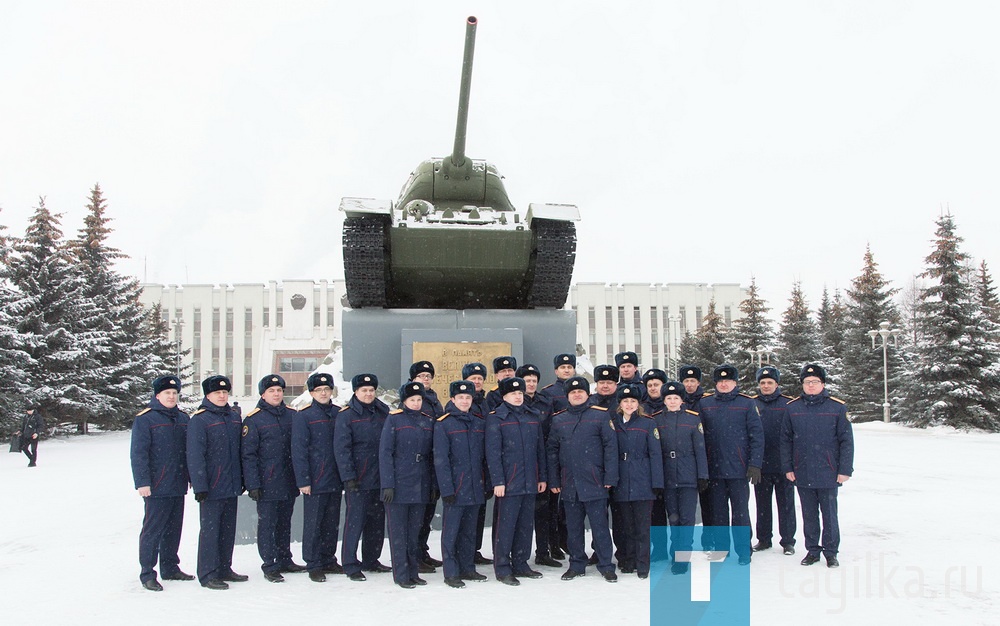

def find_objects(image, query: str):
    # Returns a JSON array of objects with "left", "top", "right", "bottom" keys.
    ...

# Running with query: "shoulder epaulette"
[
  {"left": 192, "top": 408, "right": 206, "bottom": 415},
  {"left": 786, "top": 396, "right": 802, "bottom": 404},
  {"left": 339, "top": 405, "right": 351, "bottom": 412},
  {"left": 781, "top": 394, "right": 795, "bottom": 400},
  {"left": 592, "top": 406, "right": 608, "bottom": 411},
  {"left": 421, "top": 411, "right": 435, "bottom": 419},
  {"left": 297, "top": 405, "right": 309, "bottom": 411},
  {"left": 641, "top": 413, "right": 655, "bottom": 419},
  {"left": 552, "top": 409, "right": 567, "bottom": 416},
  {"left": 830, "top": 397, "right": 846, "bottom": 405},
  {"left": 749, "top": 394, "right": 759, "bottom": 400},
  {"left": 488, "top": 410, "right": 497, "bottom": 415},
  {"left": 541, "top": 383, "right": 554, "bottom": 390},
  {"left": 136, "top": 407, "right": 151, "bottom": 417},
  {"left": 246, "top": 407, "right": 261, "bottom": 418},
  {"left": 437, "top": 413, "right": 450, "bottom": 422},
  {"left": 739, "top": 393, "right": 754, "bottom": 399},
  {"left": 685, "top": 409, "right": 700, "bottom": 416},
  {"left": 702, "top": 391, "right": 712, "bottom": 397},
  {"left": 390, "top": 409, "right": 403, "bottom": 414},
  {"left": 490, "top": 385, "right": 498, "bottom": 391}
]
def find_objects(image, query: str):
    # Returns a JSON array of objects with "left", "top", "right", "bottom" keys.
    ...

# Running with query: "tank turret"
[{"left": 341, "top": 16, "right": 579, "bottom": 309}]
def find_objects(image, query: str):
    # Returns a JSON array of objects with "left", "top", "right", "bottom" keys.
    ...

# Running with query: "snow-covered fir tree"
[
  {"left": 142, "top": 302, "right": 195, "bottom": 404},
  {"left": 902, "top": 215, "right": 1000, "bottom": 430},
  {"left": 731, "top": 276, "right": 774, "bottom": 391},
  {"left": 6, "top": 198, "right": 106, "bottom": 433},
  {"left": 775, "top": 282, "right": 820, "bottom": 397},
  {"left": 677, "top": 299, "right": 735, "bottom": 383},
  {"left": 815, "top": 286, "right": 848, "bottom": 396},
  {"left": 841, "top": 246, "right": 903, "bottom": 421},
  {"left": 72, "top": 184, "right": 155, "bottom": 428},
  {"left": 0, "top": 210, "right": 31, "bottom": 432},
  {"left": 977, "top": 261, "right": 999, "bottom": 325}
]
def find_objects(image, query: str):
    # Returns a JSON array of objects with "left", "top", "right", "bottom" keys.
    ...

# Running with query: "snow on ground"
[{"left": 1, "top": 423, "right": 997, "bottom": 625}]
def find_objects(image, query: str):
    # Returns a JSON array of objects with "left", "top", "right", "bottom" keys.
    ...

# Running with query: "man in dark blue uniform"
[
  {"left": 589, "top": 364, "right": 620, "bottom": 410},
  {"left": 485, "top": 356, "right": 518, "bottom": 410},
  {"left": 242, "top": 374, "right": 302, "bottom": 583},
  {"left": 335, "top": 373, "right": 392, "bottom": 581},
  {"left": 486, "top": 377, "right": 547, "bottom": 586},
  {"left": 655, "top": 380, "right": 710, "bottom": 575},
  {"left": 463, "top": 361, "right": 494, "bottom": 566},
  {"left": 699, "top": 364, "right": 764, "bottom": 565},
  {"left": 187, "top": 375, "right": 246, "bottom": 589},
  {"left": 434, "top": 380, "right": 488, "bottom": 588},
  {"left": 540, "top": 353, "right": 576, "bottom": 414},
  {"left": 782, "top": 364, "right": 854, "bottom": 569},
  {"left": 548, "top": 376, "right": 620, "bottom": 583},
  {"left": 678, "top": 364, "right": 713, "bottom": 548},
  {"left": 751, "top": 366, "right": 797, "bottom": 556},
  {"left": 292, "top": 372, "right": 343, "bottom": 582},
  {"left": 641, "top": 368, "right": 669, "bottom": 561},
  {"left": 642, "top": 369, "right": 668, "bottom": 417},
  {"left": 407, "top": 361, "right": 444, "bottom": 569},
  {"left": 615, "top": 352, "right": 646, "bottom": 400},
  {"left": 131, "top": 375, "right": 192, "bottom": 591},
  {"left": 519, "top": 364, "right": 561, "bottom": 568}
]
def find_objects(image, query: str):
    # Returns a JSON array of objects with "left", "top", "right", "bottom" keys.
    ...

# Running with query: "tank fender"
[
  {"left": 525, "top": 203, "right": 580, "bottom": 225},
  {"left": 340, "top": 197, "right": 393, "bottom": 218}
]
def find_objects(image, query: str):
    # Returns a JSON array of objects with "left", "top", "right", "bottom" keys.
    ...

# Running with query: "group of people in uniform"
[{"left": 129, "top": 350, "right": 854, "bottom": 592}]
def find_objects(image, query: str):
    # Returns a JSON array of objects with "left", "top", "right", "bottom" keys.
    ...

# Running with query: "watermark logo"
[{"left": 649, "top": 526, "right": 751, "bottom": 625}]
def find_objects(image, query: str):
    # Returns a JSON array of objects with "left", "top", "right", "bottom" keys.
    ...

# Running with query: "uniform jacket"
[
  {"left": 699, "top": 388, "right": 765, "bottom": 479},
  {"left": 656, "top": 408, "right": 709, "bottom": 488},
  {"left": 753, "top": 389, "right": 794, "bottom": 474},
  {"left": 433, "top": 402, "right": 486, "bottom": 506},
  {"left": 642, "top": 396, "right": 665, "bottom": 418},
  {"left": 524, "top": 392, "right": 554, "bottom": 441},
  {"left": 611, "top": 412, "right": 663, "bottom": 502},
  {"left": 588, "top": 392, "right": 617, "bottom": 410},
  {"left": 681, "top": 386, "right": 707, "bottom": 412},
  {"left": 292, "top": 399, "right": 343, "bottom": 494},
  {"left": 547, "top": 403, "right": 619, "bottom": 502},
  {"left": 421, "top": 387, "right": 446, "bottom": 418},
  {"left": 130, "top": 398, "right": 190, "bottom": 496},
  {"left": 187, "top": 400, "right": 243, "bottom": 499},
  {"left": 241, "top": 398, "right": 297, "bottom": 500},
  {"left": 486, "top": 402, "right": 547, "bottom": 497},
  {"left": 379, "top": 406, "right": 435, "bottom": 505},
  {"left": 539, "top": 379, "right": 570, "bottom": 414},
  {"left": 485, "top": 386, "right": 505, "bottom": 412},
  {"left": 334, "top": 395, "right": 390, "bottom": 491},
  {"left": 781, "top": 390, "right": 854, "bottom": 489}
]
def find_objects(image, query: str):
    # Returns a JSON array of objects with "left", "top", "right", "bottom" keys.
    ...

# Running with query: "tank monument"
[{"left": 341, "top": 16, "right": 580, "bottom": 388}]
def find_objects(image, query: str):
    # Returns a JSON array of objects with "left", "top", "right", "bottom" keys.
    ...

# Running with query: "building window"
[
  {"left": 587, "top": 306, "right": 597, "bottom": 359},
  {"left": 633, "top": 306, "right": 641, "bottom": 349},
  {"left": 276, "top": 306, "right": 283, "bottom": 328},
  {"left": 327, "top": 307, "right": 336, "bottom": 327},
  {"left": 724, "top": 305, "right": 732, "bottom": 326},
  {"left": 314, "top": 306, "right": 321, "bottom": 328},
  {"left": 678, "top": 306, "right": 687, "bottom": 335},
  {"left": 263, "top": 309, "right": 269, "bottom": 327},
  {"left": 618, "top": 307, "right": 626, "bottom": 353},
  {"left": 279, "top": 357, "right": 321, "bottom": 373},
  {"left": 226, "top": 308, "right": 234, "bottom": 334},
  {"left": 695, "top": 306, "right": 703, "bottom": 329},
  {"left": 192, "top": 307, "right": 201, "bottom": 378}
]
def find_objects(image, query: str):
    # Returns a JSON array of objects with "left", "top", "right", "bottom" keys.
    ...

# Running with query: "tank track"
[
  {"left": 526, "top": 219, "right": 577, "bottom": 308},
  {"left": 342, "top": 215, "right": 390, "bottom": 308}
]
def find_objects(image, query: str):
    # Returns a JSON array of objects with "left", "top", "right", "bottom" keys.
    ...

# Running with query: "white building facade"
[{"left": 139, "top": 280, "right": 746, "bottom": 407}]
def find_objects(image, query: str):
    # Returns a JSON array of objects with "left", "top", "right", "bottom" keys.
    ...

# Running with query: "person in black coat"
[
  {"left": 434, "top": 380, "right": 488, "bottom": 588},
  {"left": 486, "top": 376, "right": 547, "bottom": 586},
  {"left": 187, "top": 375, "right": 247, "bottom": 590},
  {"left": 540, "top": 353, "right": 577, "bottom": 414},
  {"left": 520, "top": 364, "right": 561, "bottom": 568},
  {"left": 408, "top": 361, "right": 444, "bottom": 569},
  {"left": 292, "top": 372, "right": 344, "bottom": 582},
  {"left": 655, "top": 380, "right": 709, "bottom": 575},
  {"left": 609, "top": 384, "right": 663, "bottom": 579},
  {"left": 463, "top": 361, "right": 494, "bottom": 566},
  {"left": 335, "top": 373, "right": 392, "bottom": 581},
  {"left": 130, "top": 375, "right": 192, "bottom": 591},
  {"left": 19, "top": 408, "right": 45, "bottom": 467},
  {"left": 381, "top": 382, "right": 436, "bottom": 588},
  {"left": 751, "top": 366, "right": 797, "bottom": 556},
  {"left": 242, "top": 374, "right": 302, "bottom": 583},
  {"left": 641, "top": 369, "right": 669, "bottom": 561},
  {"left": 781, "top": 364, "right": 854, "bottom": 569},
  {"left": 589, "top": 364, "right": 620, "bottom": 410},
  {"left": 485, "top": 356, "right": 518, "bottom": 411}
]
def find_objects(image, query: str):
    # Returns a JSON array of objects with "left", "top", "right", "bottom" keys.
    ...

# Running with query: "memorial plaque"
[{"left": 412, "top": 341, "right": 512, "bottom": 389}]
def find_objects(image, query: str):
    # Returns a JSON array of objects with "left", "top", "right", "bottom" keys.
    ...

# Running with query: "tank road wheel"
[
  {"left": 526, "top": 219, "right": 577, "bottom": 308},
  {"left": 342, "top": 215, "right": 390, "bottom": 308}
]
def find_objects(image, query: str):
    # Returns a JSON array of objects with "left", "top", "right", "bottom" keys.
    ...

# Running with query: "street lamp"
[
  {"left": 668, "top": 314, "right": 682, "bottom": 374},
  {"left": 749, "top": 346, "right": 774, "bottom": 368},
  {"left": 171, "top": 318, "right": 184, "bottom": 380},
  {"left": 867, "top": 321, "right": 901, "bottom": 423}
]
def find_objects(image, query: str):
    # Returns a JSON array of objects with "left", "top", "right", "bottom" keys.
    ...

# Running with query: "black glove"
[
  {"left": 652, "top": 488, "right": 663, "bottom": 498},
  {"left": 248, "top": 489, "right": 262, "bottom": 501},
  {"left": 697, "top": 479, "right": 710, "bottom": 493},
  {"left": 195, "top": 492, "right": 208, "bottom": 502},
  {"left": 345, "top": 479, "right": 360, "bottom": 492},
  {"left": 442, "top": 494, "right": 457, "bottom": 505},
  {"left": 382, "top": 488, "right": 394, "bottom": 505},
  {"left": 484, "top": 490, "right": 494, "bottom": 500},
  {"left": 746, "top": 466, "right": 762, "bottom": 485},
  {"left": 430, "top": 488, "right": 440, "bottom": 502}
]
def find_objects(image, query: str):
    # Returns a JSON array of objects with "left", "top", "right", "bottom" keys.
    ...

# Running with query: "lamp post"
[
  {"left": 867, "top": 321, "right": 901, "bottom": 423},
  {"left": 668, "top": 314, "right": 682, "bottom": 375},
  {"left": 749, "top": 346, "right": 773, "bottom": 369}
]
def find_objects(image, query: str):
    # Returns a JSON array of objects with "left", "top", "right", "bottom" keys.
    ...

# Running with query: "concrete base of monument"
[{"left": 342, "top": 308, "right": 577, "bottom": 390}]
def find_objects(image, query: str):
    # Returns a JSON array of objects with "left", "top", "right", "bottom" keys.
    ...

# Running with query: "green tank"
[{"left": 340, "top": 15, "right": 579, "bottom": 309}]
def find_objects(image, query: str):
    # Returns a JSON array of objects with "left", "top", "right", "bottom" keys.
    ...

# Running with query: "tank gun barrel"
[{"left": 450, "top": 15, "right": 477, "bottom": 168}]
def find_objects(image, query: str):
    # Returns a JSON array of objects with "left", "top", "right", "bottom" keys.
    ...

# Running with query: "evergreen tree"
[
  {"left": 676, "top": 299, "right": 735, "bottom": 382},
  {"left": 731, "top": 276, "right": 774, "bottom": 391},
  {"left": 977, "top": 261, "right": 999, "bottom": 324},
  {"left": 903, "top": 215, "right": 1000, "bottom": 430},
  {"left": 72, "top": 184, "right": 153, "bottom": 428},
  {"left": 142, "top": 302, "right": 194, "bottom": 403},
  {"left": 841, "top": 246, "right": 903, "bottom": 421},
  {"left": 6, "top": 198, "right": 105, "bottom": 433},
  {"left": 0, "top": 209, "right": 30, "bottom": 431},
  {"left": 815, "top": 287, "right": 849, "bottom": 396},
  {"left": 775, "top": 282, "right": 820, "bottom": 397}
]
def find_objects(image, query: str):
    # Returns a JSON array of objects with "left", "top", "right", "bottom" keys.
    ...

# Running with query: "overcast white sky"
[{"left": 2, "top": 1, "right": 998, "bottom": 313}]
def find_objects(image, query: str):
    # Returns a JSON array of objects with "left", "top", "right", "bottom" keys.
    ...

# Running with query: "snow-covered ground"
[{"left": 1, "top": 423, "right": 996, "bottom": 625}]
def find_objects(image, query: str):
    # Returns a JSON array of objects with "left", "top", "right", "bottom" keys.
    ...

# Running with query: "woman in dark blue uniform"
[
  {"left": 380, "top": 382, "right": 436, "bottom": 588},
  {"left": 610, "top": 384, "right": 663, "bottom": 579},
  {"left": 656, "top": 380, "right": 709, "bottom": 575}
]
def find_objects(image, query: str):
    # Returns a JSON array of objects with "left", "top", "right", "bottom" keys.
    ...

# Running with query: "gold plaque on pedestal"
[{"left": 411, "top": 341, "right": 512, "bottom": 391}]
